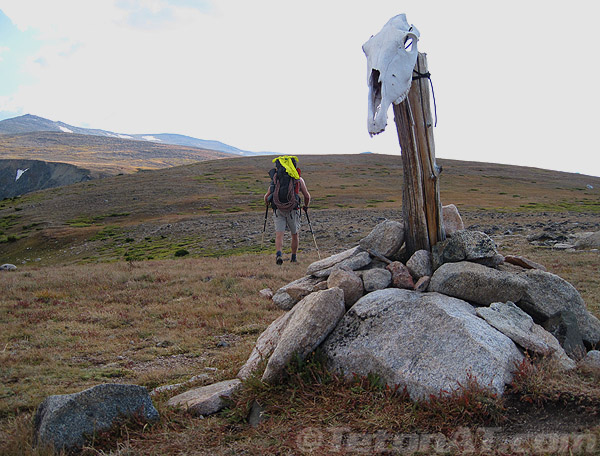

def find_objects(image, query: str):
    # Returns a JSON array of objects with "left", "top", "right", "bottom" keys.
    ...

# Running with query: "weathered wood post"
[
  {"left": 393, "top": 53, "right": 445, "bottom": 256},
  {"left": 363, "top": 14, "right": 445, "bottom": 257}
]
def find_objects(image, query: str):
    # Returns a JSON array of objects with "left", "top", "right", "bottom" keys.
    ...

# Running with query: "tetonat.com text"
[{"left": 296, "top": 426, "right": 597, "bottom": 454}]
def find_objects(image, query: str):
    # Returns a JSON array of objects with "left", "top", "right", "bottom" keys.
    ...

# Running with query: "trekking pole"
[
  {"left": 261, "top": 203, "right": 269, "bottom": 247},
  {"left": 303, "top": 207, "right": 321, "bottom": 260}
]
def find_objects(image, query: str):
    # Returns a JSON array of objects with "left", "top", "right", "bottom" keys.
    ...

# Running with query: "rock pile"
[
  {"left": 171, "top": 208, "right": 600, "bottom": 410},
  {"left": 230, "top": 209, "right": 599, "bottom": 403}
]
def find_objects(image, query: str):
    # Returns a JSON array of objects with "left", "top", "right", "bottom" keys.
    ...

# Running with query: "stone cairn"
[{"left": 167, "top": 204, "right": 600, "bottom": 415}]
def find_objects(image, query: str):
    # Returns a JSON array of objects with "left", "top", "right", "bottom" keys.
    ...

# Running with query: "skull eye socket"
[{"left": 404, "top": 36, "right": 414, "bottom": 52}]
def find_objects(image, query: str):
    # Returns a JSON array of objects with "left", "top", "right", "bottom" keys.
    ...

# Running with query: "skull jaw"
[{"left": 367, "top": 74, "right": 412, "bottom": 136}]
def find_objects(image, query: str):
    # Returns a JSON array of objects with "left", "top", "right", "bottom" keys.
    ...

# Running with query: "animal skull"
[{"left": 363, "top": 14, "right": 420, "bottom": 136}]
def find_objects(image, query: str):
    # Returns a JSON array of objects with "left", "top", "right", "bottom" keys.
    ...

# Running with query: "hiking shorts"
[{"left": 273, "top": 209, "right": 301, "bottom": 234}]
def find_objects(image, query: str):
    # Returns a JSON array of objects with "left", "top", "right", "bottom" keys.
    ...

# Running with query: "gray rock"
[
  {"left": 476, "top": 302, "right": 553, "bottom": 355},
  {"left": 575, "top": 231, "right": 600, "bottom": 250},
  {"left": 442, "top": 204, "right": 464, "bottom": 236},
  {"left": 327, "top": 268, "right": 364, "bottom": 308},
  {"left": 579, "top": 350, "right": 600, "bottom": 372},
  {"left": 262, "top": 288, "right": 345, "bottom": 383},
  {"left": 248, "top": 400, "right": 267, "bottom": 427},
  {"left": 362, "top": 268, "right": 392, "bottom": 292},
  {"left": 151, "top": 374, "right": 210, "bottom": 396},
  {"left": 322, "top": 289, "right": 523, "bottom": 400},
  {"left": 238, "top": 309, "right": 298, "bottom": 380},
  {"left": 272, "top": 275, "right": 325, "bottom": 310},
  {"left": 406, "top": 250, "right": 432, "bottom": 279},
  {"left": 167, "top": 379, "right": 241, "bottom": 416},
  {"left": 311, "top": 251, "right": 372, "bottom": 278},
  {"left": 519, "top": 269, "right": 600, "bottom": 347},
  {"left": 307, "top": 247, "right": 360, "bottom": 276},
  {"left": 541, "top": 311, "right": 586, "bottom": 359},
  {"left": 0, "top": 263, "right": 17, "bottom": 271},
  {"left": 429, "top": 261, "right": 527, "bottom": 306},
  {"left": 34, "top": 384, "right": 158, "bottom": 451},
  {"left": 359, "top": 220, "right": 404, "bottom": 258},
  {"left": 431, "top": 230, "right": 499, "bottom": 270},
  {"left": 259, "top": 288, "right": 273, "bottom": 299},
  {"left": 531, "top": 324, "right": 576, "bottom": 371}
]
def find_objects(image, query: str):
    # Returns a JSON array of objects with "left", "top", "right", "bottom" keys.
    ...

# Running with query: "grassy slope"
[
  {"left": 0, "top": 132, "right": 232, "bottom": 174},
  {"left": 1, "top": 154, "right": 600, "bottom": 455}
]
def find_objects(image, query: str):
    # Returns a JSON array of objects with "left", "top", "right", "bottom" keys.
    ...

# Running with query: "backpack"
[{"left": 268, "top": 156, "right": 300, "bottom": 212}]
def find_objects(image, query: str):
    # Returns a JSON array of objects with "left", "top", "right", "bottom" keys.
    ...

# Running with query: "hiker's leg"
[
  {"left": 291, "top": 233, "right": 299, "bottom": 255},
  {"left": 275, "top": 231, "right": 284, "bottom": 252}
]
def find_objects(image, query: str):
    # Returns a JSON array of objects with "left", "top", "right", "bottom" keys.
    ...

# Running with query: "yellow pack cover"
[{"left": 272, "top": 155, "right": 300, "bottom": 180}]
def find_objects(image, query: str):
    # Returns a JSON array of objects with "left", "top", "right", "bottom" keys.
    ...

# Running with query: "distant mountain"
[
  {"left": 0, "top": 131, "right": 233, "bottom": 176},
  {"left": 0, "top": 114, "right": 265, "bottom": 156}
]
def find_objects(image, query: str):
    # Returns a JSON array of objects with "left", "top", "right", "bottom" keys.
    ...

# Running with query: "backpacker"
[{"left": 268, "top": 156, "right": 300, "bottom": 212}]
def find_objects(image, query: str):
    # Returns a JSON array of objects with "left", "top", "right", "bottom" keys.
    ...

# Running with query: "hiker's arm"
[
  {"left": 299, "top": 178, "right": 310, "bottom": 207},
  {"left": 264, "top": 188, "right": 271, "bottom": 205}
]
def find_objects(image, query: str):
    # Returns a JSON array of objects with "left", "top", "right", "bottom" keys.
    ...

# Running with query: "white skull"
[{"left": 363, "top": 14, "right": 420, "bottom": 136}]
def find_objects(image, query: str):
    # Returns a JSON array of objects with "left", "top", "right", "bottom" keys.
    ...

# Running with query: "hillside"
[
  {"left": 0, "top": 159, "right": 99, "bottom": 200},
  {"left": 0, "top": 153, "right": 598, "bottom": 267},
  {"left": 0, "top": 131, "right": 233, "bottom": 175},
  {"left": 0, "top": 114, "right": 261, "bottom": 156}
]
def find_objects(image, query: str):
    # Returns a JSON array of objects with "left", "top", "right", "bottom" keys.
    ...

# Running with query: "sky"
[{"left": 1, "top": 0, "right": 599, "bottom": 178}]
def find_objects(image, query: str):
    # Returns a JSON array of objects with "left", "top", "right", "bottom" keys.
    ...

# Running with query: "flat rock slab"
[
  {"left": 167, "top": 379, "right": 241, "bottom": 416},
  {"left": 322, "top": 289, "right": 523, "bottom": 401},
  {"left": 262, "top": 288, "right": 345, "bottom": 383},
  {"left": 476, "top": 302, "right": 553, "bottom": 355},
  {"left": 311, "top": 251, "right": 372, "bottom": 278},
  {"left": 429, "top": 261, "right": 527, "bottom": 306},
  {"left": 272, "top": 275, "right": 325, "bottom": 310},
  {"left": 307, "top": 247, "right": 360, "bottom": 276},
  {"left": 238, "top": 309, "right": 298, "bottom": 380},
  {"left": 34, "top": 383, "right": 158, "bottom": 451}
]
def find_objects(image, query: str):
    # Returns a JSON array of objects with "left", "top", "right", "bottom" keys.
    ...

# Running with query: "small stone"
[
  {"left": 504, "top": 255, "right": 547, "bottom": 271},
  {"left": 167, "top": 379, "right": 241, "bottom": 416},
  {"left": 327, "top": 268, "right": 363, "bottom": 308},
  {"left": 442, "top": 204, "right": 464, "bottom": 236},
  {"left": 362, "top": 268, "right": 392, "bottom": 292},
  {"left": 0, "top": 264, "right": 17, "bottom": 271},
  {"left": 386, "top": 262, "right": 415, "bottom": 290},
  {"left": 414, "top": 276, "right": 431, "bottom": 292},
  {"left": 259, "top": 288, "right": 273, "bottom": 299},
  {"left": 248, "top": 400, "right": 267, "bottom": 427},
  {"left": 580, "top": 350, "right": 600, "bottom": 373},
  {"left": 406, "top": 250, "right": 432, "bottom": 279}
]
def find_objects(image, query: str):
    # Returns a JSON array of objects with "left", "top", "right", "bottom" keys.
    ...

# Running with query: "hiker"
[{"left": 264, "top": 156, "right": 311, "bottom": 264}]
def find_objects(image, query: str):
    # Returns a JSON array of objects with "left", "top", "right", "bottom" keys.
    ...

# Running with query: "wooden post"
[{"left": 393, "top": 53, "right": 445, "bottom": 256}]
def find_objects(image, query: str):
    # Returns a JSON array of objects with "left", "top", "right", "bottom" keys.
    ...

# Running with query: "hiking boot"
[
  {"left": 276, "top": 255, "right": 283, "bottom": 265},
  {"left": 290, "top": 254, "right": 297, "bottom": 263}
]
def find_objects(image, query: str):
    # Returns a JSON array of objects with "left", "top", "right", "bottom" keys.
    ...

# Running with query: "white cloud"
[{"left": 0, "top": 0, "right": 599, "bottom": 176}]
